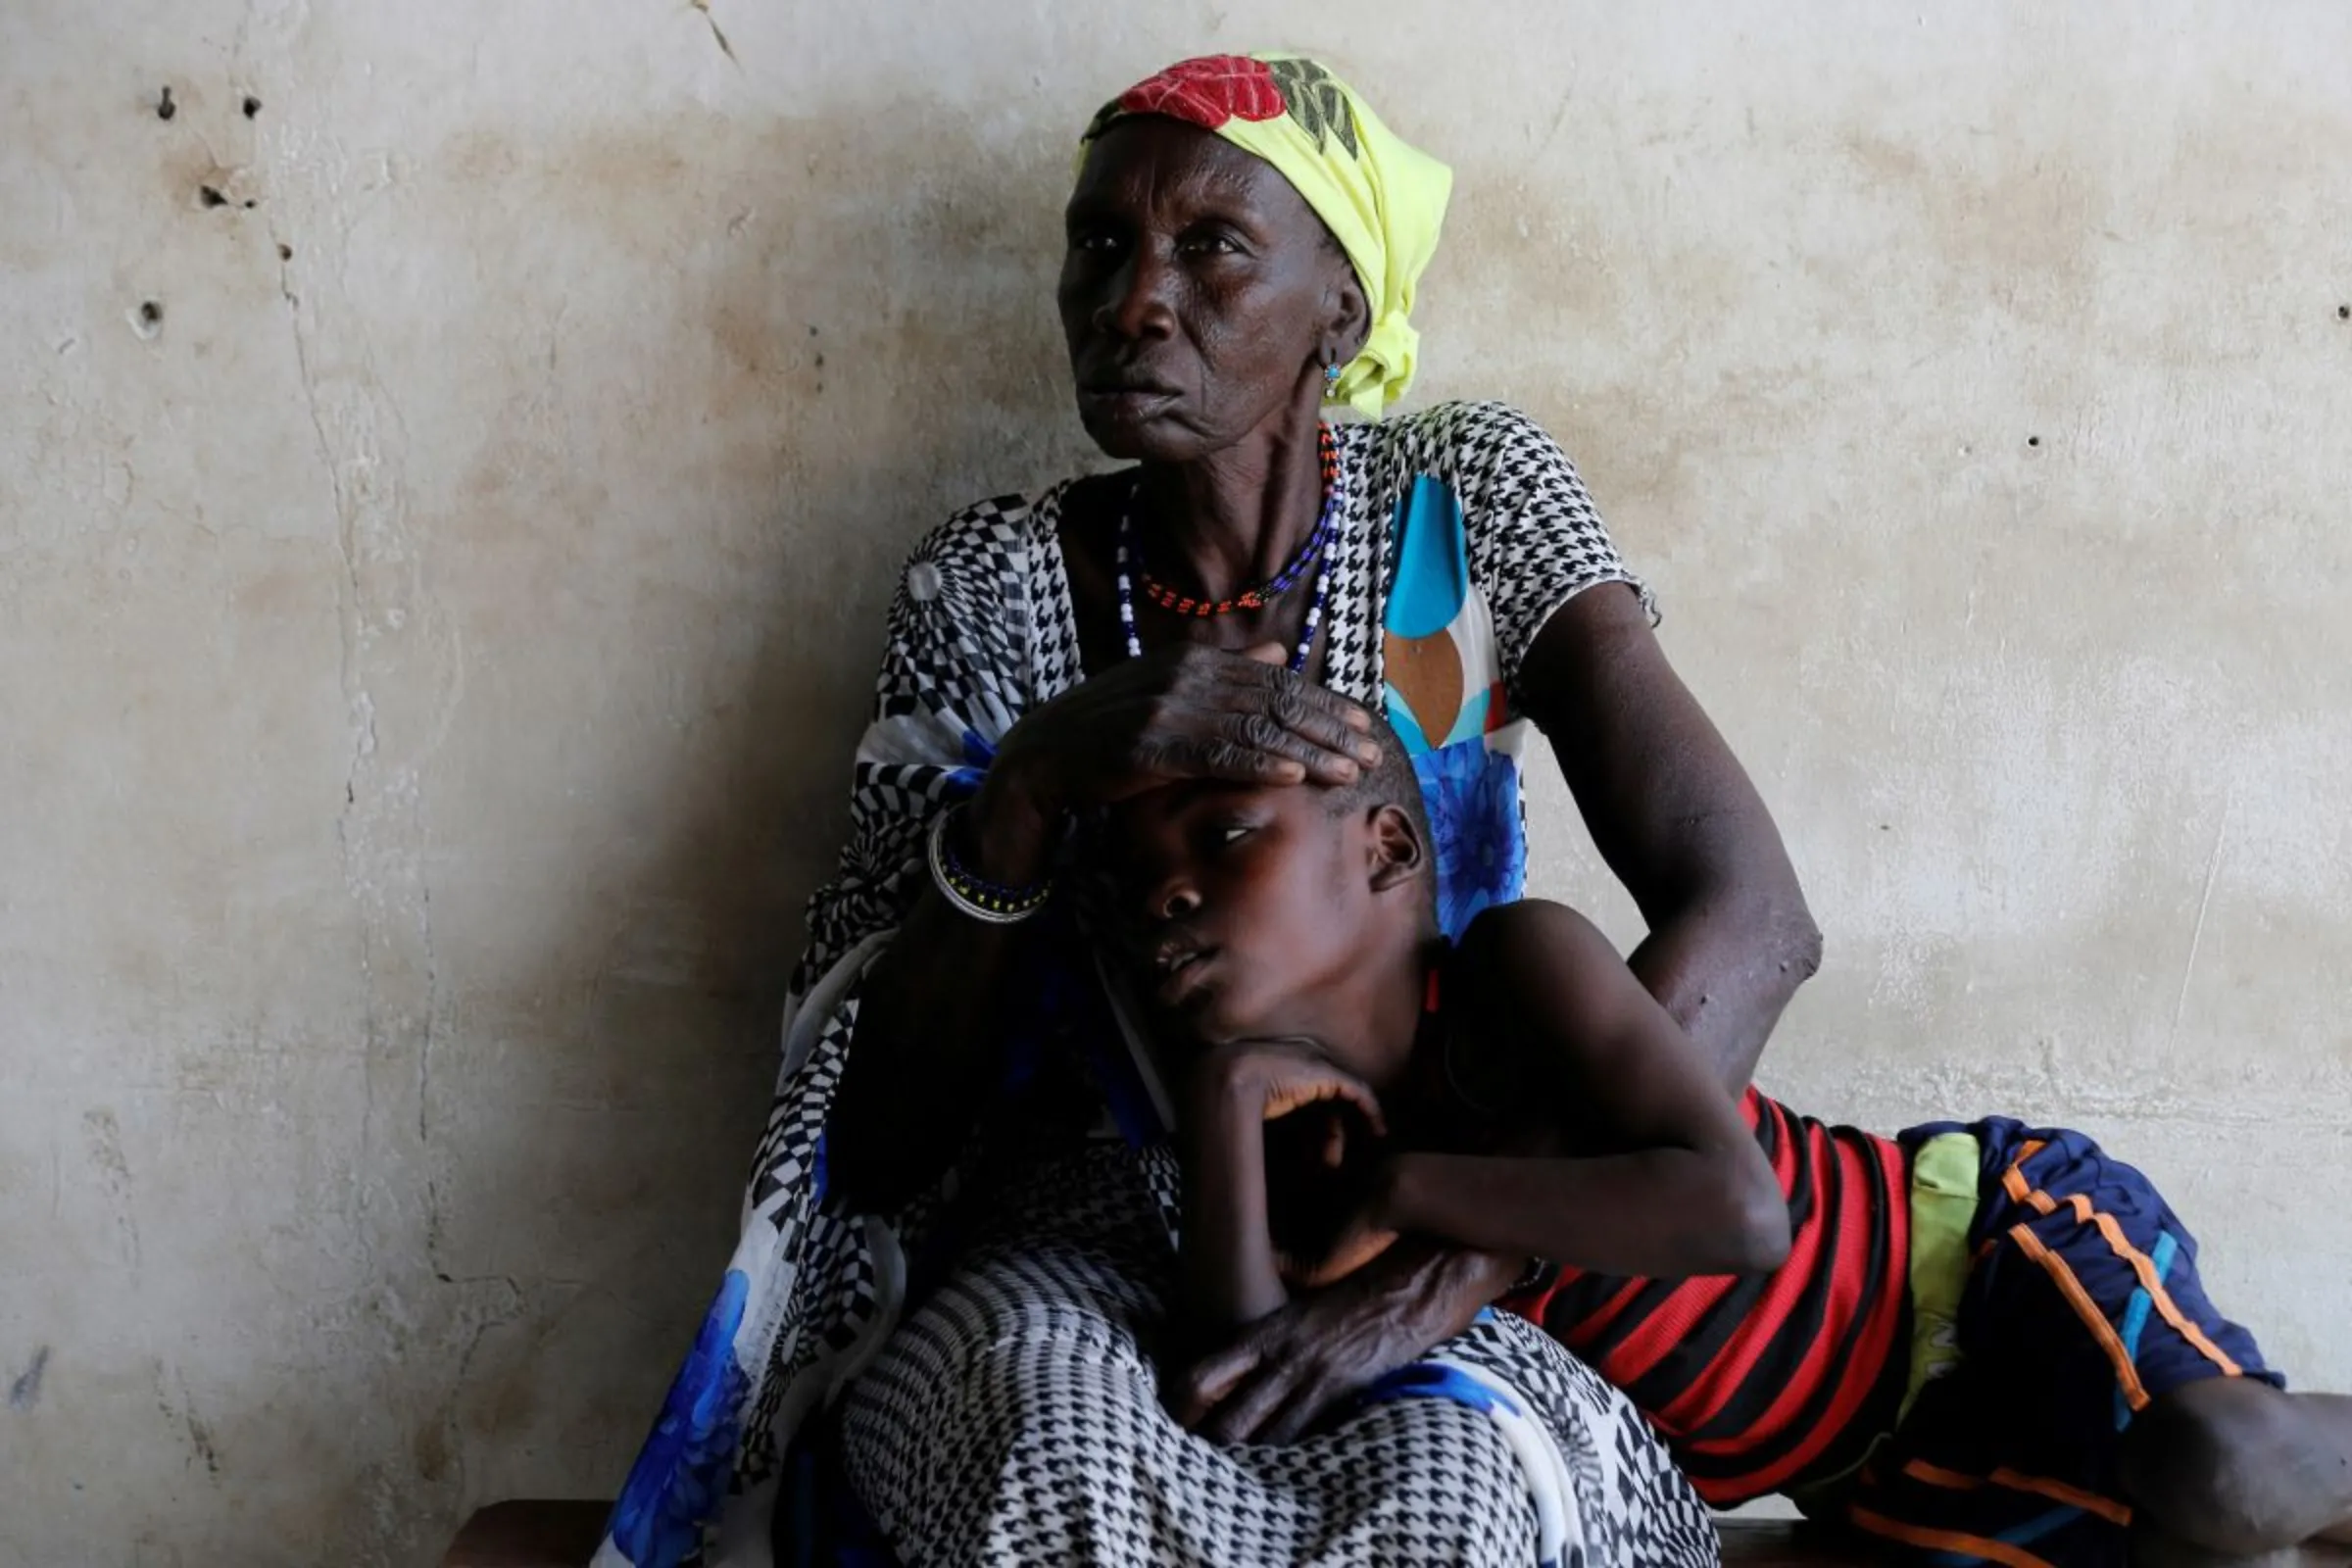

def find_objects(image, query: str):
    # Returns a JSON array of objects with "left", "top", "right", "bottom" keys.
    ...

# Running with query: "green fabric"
[
  {"left": 1786, "top": 1131, "right": 1981, "bottom": 1517},
  {"left": 1901, "top": 1131, "right": 1981, "bottom": 1421}
]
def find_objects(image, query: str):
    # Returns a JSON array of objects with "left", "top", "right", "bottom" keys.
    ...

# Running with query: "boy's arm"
[
  {"left": 1178, "top": 1040, "right": 1389, "bottom": 1332},
  {"left": 1179, "top": 1057, "right": 1288, "bottom": 1330},
  {"left": 1379, "top": 901, "right": 1789, "bottom": 1280}
]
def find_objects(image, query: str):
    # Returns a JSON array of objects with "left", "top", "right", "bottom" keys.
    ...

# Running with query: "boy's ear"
[{"left": 1366, "top": 802, "right": 1425, "bottom": 893}]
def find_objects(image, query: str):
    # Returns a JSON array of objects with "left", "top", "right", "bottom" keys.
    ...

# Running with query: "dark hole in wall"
[
  {"left": 243, "top": 95, "right": 263, "bottom": 119},
  {"left": 157, "top": 86, "right": 175, "bottom": 121}
]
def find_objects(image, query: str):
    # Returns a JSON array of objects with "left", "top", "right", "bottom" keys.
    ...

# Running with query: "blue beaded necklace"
[{"left": 1114, "top": 428, "right": 1342, "bottom": 676}]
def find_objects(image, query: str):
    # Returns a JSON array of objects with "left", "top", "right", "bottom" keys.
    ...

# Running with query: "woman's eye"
[
  {"left": 1219, "top": 824, "right": 1253, "bottom": 845},
  {"left": 1182, "top": 234, "right": 1241, "bottom": 257}
]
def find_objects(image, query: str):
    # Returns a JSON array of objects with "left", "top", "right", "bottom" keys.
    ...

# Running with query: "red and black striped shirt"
[{"left": 1511, "top": 1089, "right": 1911, "bottom": 1506}]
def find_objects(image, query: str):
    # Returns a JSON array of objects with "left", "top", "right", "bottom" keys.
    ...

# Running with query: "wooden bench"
[
  {"left": 434, "top": 1503, "right": 1864, "bottom": 1566},
  {"left": 437, "top": 1500, "right": 2352, "bottom": 1566}
]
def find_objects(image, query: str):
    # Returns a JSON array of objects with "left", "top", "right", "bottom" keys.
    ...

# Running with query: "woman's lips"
[{"left": 1078, "top": 383, "right": 1180, "bottom": 417}]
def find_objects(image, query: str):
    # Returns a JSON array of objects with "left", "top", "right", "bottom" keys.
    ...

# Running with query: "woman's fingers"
[
  {"left": 1074, "top": 641, "right": 1383, "bottom": 798},
  {"left": 1119, "top": 734, "right": 1307, "bottom": 795},
  {"left": 1177, "top": 699, "right": 1370, "bottom": 786},
  {"left": 1168, "top": 1344, "right": 1260, "bottom": 1429},
  {"left": 1253, "top": 1373, "right": 1348, "bottom": 1446},
  {"left": 1208, "top": 653, "right": 1377, "bottom": 740},
  {"left": 1205, "top": 686, "right": 1380, "bottom": 776},
  {"left": 1197, "top": 1359, "right": 1302, "bottom": 1447}
]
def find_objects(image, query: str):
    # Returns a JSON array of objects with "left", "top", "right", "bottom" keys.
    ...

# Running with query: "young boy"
[{"left": 1107, "top": 719, "right": 2352, "bottom": 1567}]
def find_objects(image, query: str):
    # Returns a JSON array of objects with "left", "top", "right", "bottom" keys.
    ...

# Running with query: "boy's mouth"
[{"left": 1151, "top": 939, "right": 1217, "bottom": 1006}]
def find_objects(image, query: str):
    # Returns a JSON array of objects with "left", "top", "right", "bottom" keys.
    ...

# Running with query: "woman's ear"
[
  {"left": 1366, "top": 802, "right": 1425, "bottom": 893},
  {"left": 1320, "top": 252, "right": 1371, "bottom": 368}
]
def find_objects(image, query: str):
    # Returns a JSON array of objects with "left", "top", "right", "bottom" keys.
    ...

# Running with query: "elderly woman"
[{"left": 597, "top": 54, "right": 1819, "bottom": 1568}]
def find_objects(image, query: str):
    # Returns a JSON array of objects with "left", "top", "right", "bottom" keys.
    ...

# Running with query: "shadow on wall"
[{"left": 268, "top": 100, "right": 1099, "bottom": 1553}]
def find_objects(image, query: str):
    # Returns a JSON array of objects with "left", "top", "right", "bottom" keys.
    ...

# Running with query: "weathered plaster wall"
[{"left": 3, "top": 3, "right": 2345, "bottom": 1561}]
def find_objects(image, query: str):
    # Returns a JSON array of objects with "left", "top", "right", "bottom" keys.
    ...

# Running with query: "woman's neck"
[{"left": 1134, "top": 407, "right": 1328, "bottom": 602}]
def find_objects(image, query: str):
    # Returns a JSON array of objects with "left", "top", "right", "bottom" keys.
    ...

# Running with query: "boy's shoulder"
[
  {"left": 1456, "top": 897, "right": 1613, "bottom": 978},
  {"left": 1451, "top": 898, "right": 1642, "bottom": 1051}
]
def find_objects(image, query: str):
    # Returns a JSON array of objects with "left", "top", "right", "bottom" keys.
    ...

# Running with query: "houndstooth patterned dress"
[{"left": 594, "top": 403, "right": 1716, "bottom": 1568}]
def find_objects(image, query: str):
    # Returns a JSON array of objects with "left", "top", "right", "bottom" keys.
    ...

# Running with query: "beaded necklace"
[
  {"left": 1129, "top": 424, "right": 1342, "bottom": 618},
  {"left": 1114, "top": 425, "right": 1342, "bottom": 676}
]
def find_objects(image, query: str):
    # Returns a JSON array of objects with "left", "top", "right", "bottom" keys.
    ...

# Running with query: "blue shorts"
[{"left": 1840, "top": 1117, "right": 2283, "bottom": 1568}]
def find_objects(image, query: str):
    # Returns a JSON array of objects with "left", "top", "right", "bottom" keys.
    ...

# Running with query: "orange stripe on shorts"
[
  {"left": 2060, "top": 1193, "right": 2245, "bottom": 1378},
  {"left": 2007, "top": 1223, "right": 2151, "bottom": 1412},
  {"left": 1898, "top": 1459, "right": 2132, "bottom": 1528},
  {"left": 1849, "top": 1504, "right": 2060, "bottom": 1568}
]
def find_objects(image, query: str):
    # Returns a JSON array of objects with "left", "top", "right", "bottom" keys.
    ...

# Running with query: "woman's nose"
[
  {"left": 1157, "top": 882, "right": 1201, "bottom": 921},
  {"left": 1097, "top": 249, "right": 1177, "bottom": 342}
]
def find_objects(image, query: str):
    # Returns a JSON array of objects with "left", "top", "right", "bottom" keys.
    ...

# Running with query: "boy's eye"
[{"left": 1219, "top": 824, "right": 1253, "bottom": 845}]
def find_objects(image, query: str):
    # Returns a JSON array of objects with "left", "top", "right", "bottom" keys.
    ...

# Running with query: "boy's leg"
[
  {"left": 1842, "top": 1119, "right": 2335, "bottom": 1567},
  {"left": 2119, "top": 1380, "right": 2352, "bottom": 1555}
]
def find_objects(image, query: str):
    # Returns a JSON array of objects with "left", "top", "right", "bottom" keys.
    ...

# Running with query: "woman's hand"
[
  {"left": 1164, "top": 1240, "right": 1520, "bottom": 1446},
  {"left": 983, "top": 641, "right": 1377, "bottom": 845}
]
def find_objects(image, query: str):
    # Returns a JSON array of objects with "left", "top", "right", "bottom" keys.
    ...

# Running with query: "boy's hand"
[
  {"left": 1285, "top": 1191, "right": 1401, "bottom": 1289},
  {"left": 1189, "top": 1038, "right": 1387, "bottom": 1135}
]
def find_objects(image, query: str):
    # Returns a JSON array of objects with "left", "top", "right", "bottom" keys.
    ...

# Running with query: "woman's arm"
[
  {"left": 1518, "top": 583, "right": 1822, "bottom": 1093},
  {"left": 826, "top": 776, "right": 1061, "bottom": 1213}
]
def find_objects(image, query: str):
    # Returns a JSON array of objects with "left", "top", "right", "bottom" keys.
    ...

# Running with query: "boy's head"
[{"left": 1105, "top": 711, "right": 1435, "bottom": 1051}]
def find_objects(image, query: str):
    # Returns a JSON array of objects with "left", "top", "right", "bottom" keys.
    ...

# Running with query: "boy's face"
[{"left": 1108, "top": 779, "right": 1382, "bottom": 1050}]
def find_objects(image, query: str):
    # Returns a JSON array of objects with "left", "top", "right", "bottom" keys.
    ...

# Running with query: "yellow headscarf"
[{"left": 1080, "top": 55, "right": 1452, "bottom": 419}]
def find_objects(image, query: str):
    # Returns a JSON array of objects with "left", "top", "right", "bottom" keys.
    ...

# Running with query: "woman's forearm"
[
  {"left": 1521, "top": 586, "right": 1823, "bottom": 1094},
  {"left": 825, "top": 778, "right": 1061, "bottom": 1212},
  {"left": 1624, "top": 880, "right": 1822, "bottom": 1093}
]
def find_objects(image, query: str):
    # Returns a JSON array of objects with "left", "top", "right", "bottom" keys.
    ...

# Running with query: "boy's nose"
[
  {"left": 1155, "top": 883, "right": 1201, "bottom": 922},
  {"left": 1127, "top": 863, "right": 1200, "bottom": 926}
]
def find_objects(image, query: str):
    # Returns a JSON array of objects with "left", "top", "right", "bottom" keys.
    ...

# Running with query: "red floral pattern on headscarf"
[{"left": 1115, "top": 54, "right": 1285, "bottom": 130}]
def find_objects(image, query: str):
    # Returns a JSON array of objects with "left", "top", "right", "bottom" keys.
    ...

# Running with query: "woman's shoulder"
[
  {"left": 895, "top": 481, "right": 1077, "bottom": 601},
  {"left": 908, "top": 483, "right": 1065, "bottom": 563},
  {"left": 1352, "top": 399, "right": 1568, "bottom": 468}
]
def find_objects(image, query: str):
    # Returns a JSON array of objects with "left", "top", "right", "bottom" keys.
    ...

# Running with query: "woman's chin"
[{"left": 1077, "top": 401, "right": 1207, "bottom": 465}]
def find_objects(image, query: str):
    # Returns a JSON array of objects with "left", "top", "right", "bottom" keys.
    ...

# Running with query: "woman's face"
[{"left": 1059, "top": 118, "right": 1365, "bottom": 463}]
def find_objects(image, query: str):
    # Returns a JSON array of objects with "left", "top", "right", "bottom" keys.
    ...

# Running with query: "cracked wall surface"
[{"left": 3, "top": 2, "right": 2348, "bottom": 1562}]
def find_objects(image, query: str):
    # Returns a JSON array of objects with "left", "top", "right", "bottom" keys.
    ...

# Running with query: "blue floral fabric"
[
  {"left": 1414, "top": 741, "right": 1531, "bottom": 939},
  {"left": 608, "top": 1270, "right": 754, "bottom": 1566}
]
